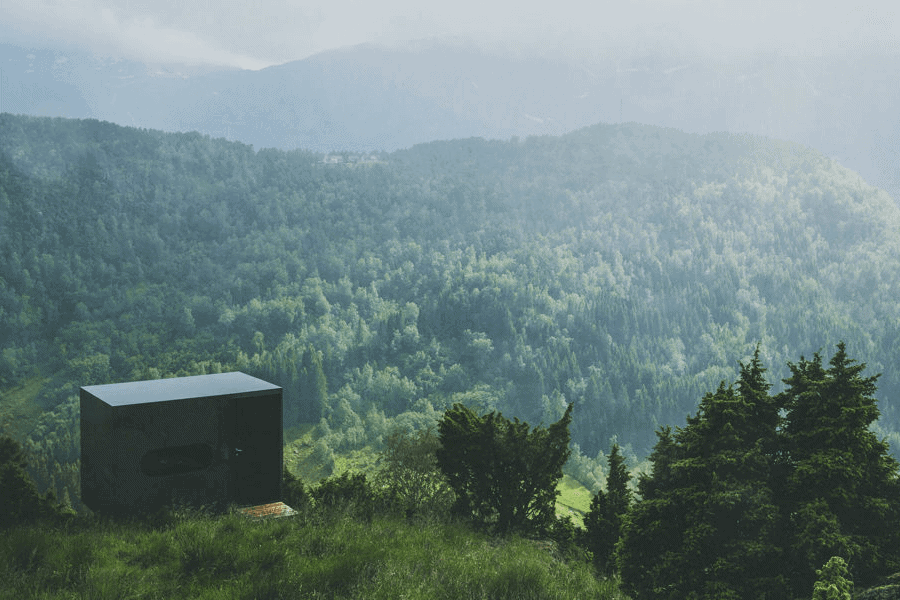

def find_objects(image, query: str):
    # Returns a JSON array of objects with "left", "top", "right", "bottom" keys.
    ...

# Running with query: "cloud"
[
  {"left": 2, "top": 0, "right": 297, "bottom": 68},
  {"left": 92, "top": 8, "right": 271, "bottom": 68},
  {"left": 2, "top": 0, "right": 898, "bottom": 69}
]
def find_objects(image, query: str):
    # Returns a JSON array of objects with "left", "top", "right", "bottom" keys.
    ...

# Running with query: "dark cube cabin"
[{"left": 80, "top": 372, "right": 282, "bottom": 515}]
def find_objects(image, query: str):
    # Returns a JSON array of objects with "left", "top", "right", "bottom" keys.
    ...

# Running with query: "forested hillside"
[
  {"left": 2, "top": 113, "right": 900, "bottom": 511},
  {"left": 5, "top": 41, "right": 899, "bottom": 202}
]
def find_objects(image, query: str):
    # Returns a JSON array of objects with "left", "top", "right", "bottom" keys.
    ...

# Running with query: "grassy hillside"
[
  {"left": 0, "top": 509, "right": 624, "bottom": 599},
  {"left": 0, "top": 376, "right": 46, "bottom": 441},
  {"left": 555, "top": 475, "right": 594, "bottom": 526}
]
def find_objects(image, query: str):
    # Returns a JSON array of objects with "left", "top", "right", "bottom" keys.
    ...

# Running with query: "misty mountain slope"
[
  {"left": 391, "top": 125, "right": 900, "bottom": 381},
  {"left": 2, "top": 115, "right": 900, "bottom": 513},
  {"left": 0, "top": 43, "right": 231, "bottom": 128},
  {"left": 167, "top": 44, "right": 601, "bottom": 152},
  {"left": 2, "top": 41, "right": 898, "bottom": 201}
]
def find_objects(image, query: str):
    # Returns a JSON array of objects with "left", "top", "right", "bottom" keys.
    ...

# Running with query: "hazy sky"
[{"left": 2, "top": 0, "right": 898, "bottom": 69}]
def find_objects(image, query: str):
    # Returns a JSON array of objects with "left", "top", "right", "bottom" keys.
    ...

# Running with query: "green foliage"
[
  {"left": 0, "top": 510, "right": 623, "bottom": 599},
  {"left": 812, "top": 556, "right": 853, "bottom": 600},
  {"left": 0, "top": 376, "right": 46, "bottom": 441},
  {"left": 436, "top": 402, "right": 573, "bottom": 535},
  {"left": 4, "top": 115, "right": 900, "bottom": 596},
  {"left": 5, "top": 114, "right": 900, "bottom": 455},
  {"left": 583, "top": 443, "right": 632, "bottom": 574},
  {"left": 297, "top": 344, "right": 328, "bottom": 424},
  {"left": 0, "top": 434, "right": 44, "bottom": 528},
  {"left": 781, "top": 342, "right": 900, "bottom": 590},
  {"left": 5, "top": 114, "right": 900, "bottom": 554},
  {"left": 310, "top": 471, "right": 376, "bottom": 522},
  {"left": 0, "top": 434, "right": 68, "bottom": 529},
  {"left": 548, "top": 514, "right": 580, "bottom": 558},
  {"left": 374, "top": 427, "right": 454, "bottom": 519},
  {"left": 282, "top": 466, "right": 311, "bottom": 513},
  {"left": 620, "top": 345, "right": 900, "bottom": 599},
  {"left": 619, "top": 353, "right": 787, "bottom": 600}
]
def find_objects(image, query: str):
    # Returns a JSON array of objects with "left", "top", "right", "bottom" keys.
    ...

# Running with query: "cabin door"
[{"left": 225, "top": 396, "right": 281, "bottom": 505}]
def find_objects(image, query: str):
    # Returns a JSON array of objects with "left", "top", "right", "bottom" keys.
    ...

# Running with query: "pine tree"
[
  {"left": 737, "top": 344, "right": 780, "bottom": 456},
  {"left": 297, "top": 345, "right": 327, "bottom": 423},
  {"left": 619, "top": 371, "right": 785, "bottom": 599},
  {"left": 781, "top": 343, "right": 900, "bottom": 591},
  {"left": 583, "top": 443, "right": 631, "bottom": 574},
  {"left": 617, "top": 426, "right": 686, "bottom": 599}
]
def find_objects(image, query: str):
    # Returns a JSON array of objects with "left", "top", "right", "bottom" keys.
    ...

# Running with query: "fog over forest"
[{"left": 2, "top": 2, "right": 900, "bottom": 598}]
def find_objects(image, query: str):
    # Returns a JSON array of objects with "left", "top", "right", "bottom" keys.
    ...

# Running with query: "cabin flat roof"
[{"left": 81, "top": 372, "right": 281, "bottom": 406}]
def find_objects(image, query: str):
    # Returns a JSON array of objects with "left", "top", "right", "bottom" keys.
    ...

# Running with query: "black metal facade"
[{"left": 80, "top": 372, "right": 282, "bottom": 515}]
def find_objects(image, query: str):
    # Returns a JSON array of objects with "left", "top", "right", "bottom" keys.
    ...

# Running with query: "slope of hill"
[
  {"left": 2, "top": 113, "right": 899, "bottom": 508},
  {"left": 2, "top": 41, "right": 898, "bottom": 201},
  {"left": 0, "top": 508, "right": 620, "bottom": 599}
]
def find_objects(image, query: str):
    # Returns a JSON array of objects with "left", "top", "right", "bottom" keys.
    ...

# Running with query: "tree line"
[
  {"left": 613, "top": 343, "right": 899, "bottom": 598},
  {"left": 3, "top": 342, "right": 895, "bottom": 599},
  {"left": 426, "top": 343, "right": 900, "bottom": 598},
  {"left": 3, "top": 112, "right": 900, "bottom": 524}
]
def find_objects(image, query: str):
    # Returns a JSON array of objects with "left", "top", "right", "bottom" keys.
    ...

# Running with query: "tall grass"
[{"left": 0, "top": 509, "right": 628, "bottom": 599}]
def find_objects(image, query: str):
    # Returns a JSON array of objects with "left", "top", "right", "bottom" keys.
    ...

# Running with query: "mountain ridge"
[{"left": 2, "top": 40, "right": 898, "bottom": 201}]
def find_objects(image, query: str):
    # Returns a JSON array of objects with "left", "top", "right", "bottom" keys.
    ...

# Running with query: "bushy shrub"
[
  {"left": 282, "top": 467, "right": 311, "bottom": 512},
  {"left": 310, "top": 438, "right": 336, "bottom": 475},
  {"left": 548, "top": 514, "right": 581, "bottom": 559},
  {"left": 374, "top": 427, "right": 454, "bottom": 520},
  {"left": 311, "top": 472, "right": 375, "bottom": 522},
  {"left": 437, "top": 403, "right": 573, "bottom": 535}
]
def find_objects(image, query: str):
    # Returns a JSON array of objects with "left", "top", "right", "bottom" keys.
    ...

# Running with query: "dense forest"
[
  {"left": 2, "top": 112, "right": 900, "bottom": 513},
  {"left": 4, "top": 112, "right": 900, "bottom": 597}
]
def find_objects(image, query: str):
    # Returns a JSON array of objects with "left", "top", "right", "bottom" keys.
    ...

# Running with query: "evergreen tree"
[
  {"left": 737, "top": 344, "right": 781, "bottom": 457},
  {"left": 781, "top": 343, "right": 900, "bottom": 591},
  {"left": 436, "top": 402, "right": 572, "bottom": 535},
  {"left": 298, "top": 345, "right": 327, "bottom": 423},
  {"left": 812, "top": 556, "right": 853, "bottom": 600},
  {"left": 619, "top": 374, "right": 785, "bottom": 599},
  {"left": 617, "top": 426, "right": 686, "bottom": 599},
  {"left": 583, "top": 443, "right": 631, "bottom": 574}
]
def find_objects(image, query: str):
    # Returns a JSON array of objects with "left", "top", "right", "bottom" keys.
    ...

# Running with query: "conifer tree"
[
  {"left": 737, "top": 344, "right": 781, "bottom": 457},
  {"left": 298, "top": 345, "right": 327, "bottom": 423},
  {"left": 619, "top": 360, "right": 785, "bottom": 599},
  {"left": 617, "top": 426, "right": 686, "bottom": 599},
  {"left": 583, "top": 443, "right": 631, "bottom": 574},
  {"left": 812, "top": 556, "right": 853, "bottom": 600},
  {"left": 781, "top": 343, "right": 900, "bottom": 591}
]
